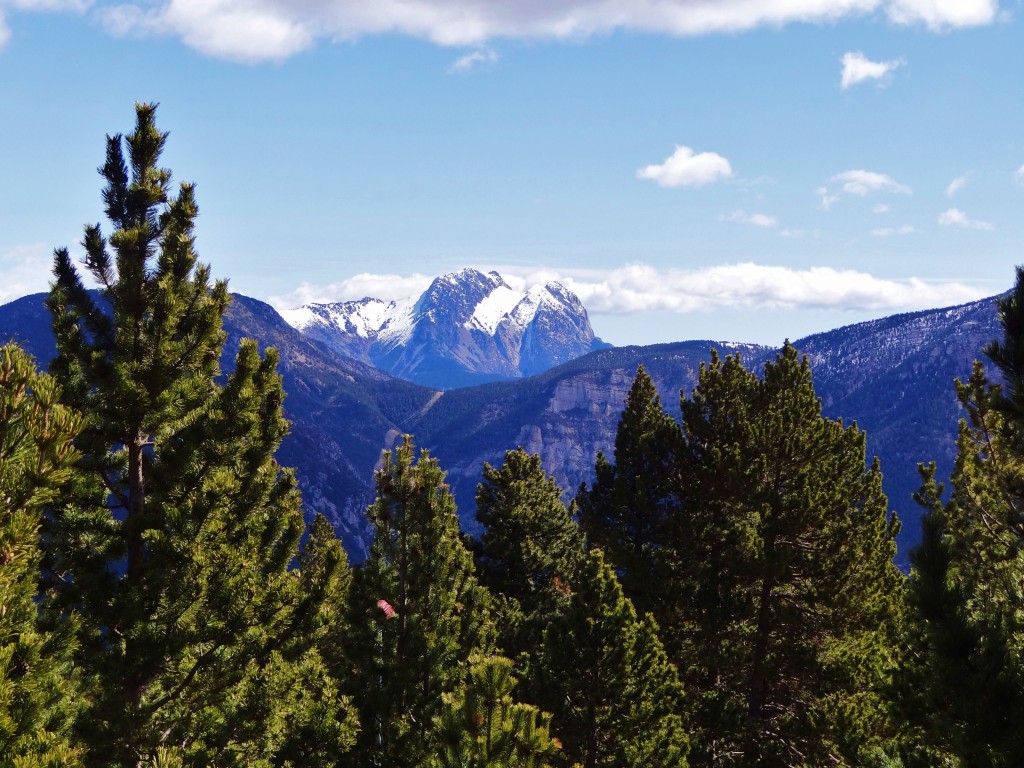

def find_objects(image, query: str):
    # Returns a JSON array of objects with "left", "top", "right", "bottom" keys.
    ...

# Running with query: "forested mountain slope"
[{"left": 0, "top": 289, "right": 1000, "bottom": 562}]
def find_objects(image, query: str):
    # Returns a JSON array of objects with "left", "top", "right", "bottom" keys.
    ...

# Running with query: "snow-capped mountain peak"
[{"left": 280, "top": 268, "right": 609, "bottom": 388}]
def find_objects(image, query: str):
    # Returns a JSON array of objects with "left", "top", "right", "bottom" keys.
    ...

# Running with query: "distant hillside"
[{"left": 0, "top": 290, "right": 1002, "bottom": 565}]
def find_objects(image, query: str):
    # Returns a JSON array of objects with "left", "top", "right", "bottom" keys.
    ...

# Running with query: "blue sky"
[{"left": 1, "top": 0, "right": 1021, "bottom": 345}]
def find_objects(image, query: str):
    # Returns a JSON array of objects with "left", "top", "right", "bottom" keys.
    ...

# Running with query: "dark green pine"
[
  {"left": 673, "top": 343, "right": 904, "bottom": 767},
  {"left": 431, "top": 653, "right": 559, "bottom": 768},
  {"left": 577, "top": 365, "right": 684, "bottom": 619},
  {"left": 0, "top": 345, "right": 84, "bottom": 766},
  {"left": 473, "top": 448, "right": 583, "bottom": 663},
  {"left": 43, "top": 104, "right": 352, "bottom": 767},
  {"left": 534, "top": 548, "right": 689, "bottom": 768},
  {"left": 344, "top": 436, "right": 495, "bottom": 767},
  {"left": 901, "top": 355, "right": 1024, "bottom": 765}
]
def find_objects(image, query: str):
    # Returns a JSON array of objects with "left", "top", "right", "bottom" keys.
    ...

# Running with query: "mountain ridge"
[
  {"left": 279, "top": 268, "right": 610, "bottom": 389},
  {"left": 0, "top": 288, "right": 1002, "bottom": 565}
]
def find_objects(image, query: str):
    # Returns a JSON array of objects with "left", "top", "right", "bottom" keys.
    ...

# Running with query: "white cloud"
[
  {"left": 533, "top": 263, "right": 984, "bottom": 314},
  {"left": 886, "top": 0, "right": 998, "bottom": 30},
  {"left": 840, "top": 51, "right": 904, "bottom": 89},
  {"left": 0, "top": 0, "right": 91, "bottom": 49},
  {"left": 269, "top": 271, "right": 435, "bottom": 309},
  {"left": 638, "top": 145, "right": 733, "bottom": 188},
  {"left": 1015, "top": 164, "right": 1024, "bottom": 184},
  {"left": 946, "top": 173, "right": 969, "bottom": 197},
  {"left": 0, "top": 243, "right": 55, "bottom": 305},
  {"left": 720, "top": 209, "right": 777, "bottom": 227},
  {"left": 938, "top": 207, "right": 993, "bottom": 230},
  {"left": 99, "top": 0, "right": 313, "bottom": 62},
  {"left": 818, "top": 169, "right": 911, "bottom": 208},
  {"left": 5, "top": 0, "right": 989, "bottom": 62},
  {"left": 273, "top": 263, "right": 984, "bottom": 317},
  {"left": 449, "top": 47, "right": 497, "bottom": 72},
  {"left": 871, "top": 225, "right": 915, "bottom": 236},
  {"left": 873, "top": 203, "right": 891, "bottom": 213}
]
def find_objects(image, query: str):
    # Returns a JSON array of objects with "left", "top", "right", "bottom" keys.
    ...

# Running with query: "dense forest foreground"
[{"left": 2, "top": 105, "right": 1021, "bottom": 767}]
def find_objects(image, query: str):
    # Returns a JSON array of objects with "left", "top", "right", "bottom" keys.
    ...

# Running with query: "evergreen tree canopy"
[
  {"left": 905, "top": 362, "right": 1024, "bottom": 765},
  {"left": 674, "top": 343, "right": 903, "bottom": 767},
  {"left": 44, "top": 103, "right": 352, "bottom": 767},
  {"left": 535, "top": 548, "right": 689, "bottom": 768},
  {"left": 0, "top": 344, "right": 83, "bottom": 767},
  {"left": 432, "top": 653, "right": 558, "bottom": 768},
  {"left": 345, "top": 436, "right": 494, "bottom": 767},
  {"left": 577, "top": 365, "right": 683, "bottom": 618}
]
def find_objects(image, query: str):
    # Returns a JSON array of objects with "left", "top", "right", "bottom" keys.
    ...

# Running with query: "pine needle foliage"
[
  {"left": 345, "top": 436, "right": 494, "bottom": 767},
  {"left": 474, "top": 448, "right": 583, "bottom": 664},
  {"left": 43, "top": 103, "right": 352, "bottom": 767},
  {"left": 903, "top": 274, "right": 1024, "bottom": 765},
  {"left": 534, "top": 548, "right": 689, "bottom": 768},
  {"left": 0, "top": 344, "right": 84, "bottom": 767},
  {"left": 674, "top": 343, "right": 904, "bottom": 767},
  {"left": 578, "top": 366, "right": 683, "bottom": 618},
  {"left": 431, "top": 653, "right": 558, "bottom": 768}
]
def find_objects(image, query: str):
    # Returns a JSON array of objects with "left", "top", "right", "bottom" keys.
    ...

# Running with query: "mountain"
[
  {"left": 0, "top": 291, "right": 438, "bottom": 561},
  {"left": 279, "top": 268, "right": 610, "bottom": 389},
  {"left": 0, "top": 289, "right": 1003, "bottom": 565}
]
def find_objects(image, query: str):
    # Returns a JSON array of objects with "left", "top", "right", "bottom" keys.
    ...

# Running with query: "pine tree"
[
  {"left": 902, "top": 335, "right": 1024, "bottom": 763},
  {"left": 534, "top": 548, "right": 689, "bottom": 768},
  {"left": 673, "top": 344, "right": 904, "bottom": 767},
  {"left": 431, "top": 653, "right": 559, "bottom": 768},
  {"left": 0, "top": 344, "right": 83, "bottom": 766},
  {"left": 345, "top": 436, "right": 494, "bottom": 767},
  {"left": 577, "top": 366, "right": 683, "bottom": 618},
  {"left": 43, "top": 103, "right": 352, "bottom": 766},
  {"left": 473, "top": 448, "right": 583, "bottom": 662}
]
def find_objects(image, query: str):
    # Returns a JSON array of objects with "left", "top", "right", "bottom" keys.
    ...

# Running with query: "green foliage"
[
  {"left": 0, "top": 344, "right": 84, "bottom": 766},
  {"left": 577, "top": 366, "right": 683, "bottom": 618},
  {"left": 903, "top": 360, "right": 1024, "bottom": 765},
  {"left": 535, "top": 548, "right": 688, "bottom": 768},
  {"left": 673, "top": 343, "right": 904, "bottom": 766},
  {"left": 44, "top": 103, "right": 352, "bottom": 766},
  {"left": 432, "top": 653, "right": 558, "bottom": 768},
  {"left": 474, "top": 448, "right": 583, "bottom": 662},
  {"left": 345, "top": 436, "right": 494, "bottom": 766}
]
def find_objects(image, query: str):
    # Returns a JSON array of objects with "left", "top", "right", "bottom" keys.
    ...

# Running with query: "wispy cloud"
[
  {"left": 0, "top": 243, "right": 55, "bottom": 305},
  {"left": 938, "top": 208, "right": 993, "bottom": 230},
  {"left": 10, "top": 0, "right": 988, "bottom": 63},
  {"left": 817, "top": 169, "right": 911, "bottom": 209},
  {"left": 637, "top": 145, "right": 733, "bottom": 188},
  {"left": 946, "top": 173, "right": 969, "bottom": 197},
  {"left": 271, "top": 263, "right": 985, "bottom": 317},
  {"left": 1015, "top": 164, "right": 1024, "bottom": 184},
  {"left": 720, "top": 210, "right": 777, "bottom": 227},
  {"left": 449, "top": 48, "right": 497, "bottom": 72},
  {"left": 270, "top": 272, "right": 435, "bottom": 309},
  {"left": 840, "top": 51, "right": 904, "bottom": 89},
  {"left": 871, "top": 225, "right": 915, "bottom": 236},
  {"left": 873, "top": 204, "right": 891, "bottom": 213}
]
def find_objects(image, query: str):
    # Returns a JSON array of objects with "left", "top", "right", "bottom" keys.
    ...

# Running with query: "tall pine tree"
[
  {"left": 902, "top": 270, "right": 1024, "bottom": 765},
  {"left": 344, "top": 436, "right": 494, "bottom": 767},
  {"left": 0, "top": 344, "right": 83, "bottom": 766},
  {"left": 578, "top": 366, "right": 683, "bottom": 618},
  {"left": 473, "top": 448, "right": 583, "bottom": 665},
  {"left": 534, "top": 548, "right": 689, "bottom": 768},
  {"left": 673, "top": 344, "right": 904, "bottom": 767},
  {"left": 43, "top": 103, "right": 352, "bottom": 767}
]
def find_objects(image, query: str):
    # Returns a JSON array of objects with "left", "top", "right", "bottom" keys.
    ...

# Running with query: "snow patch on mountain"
[{"left": 469, "top": 284, "right": 526, "bottom": 334}]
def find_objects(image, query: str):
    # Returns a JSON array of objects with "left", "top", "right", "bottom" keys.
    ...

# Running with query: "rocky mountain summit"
[{"left": 279, "top": 268, "right": 610, "bottom": 389}]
